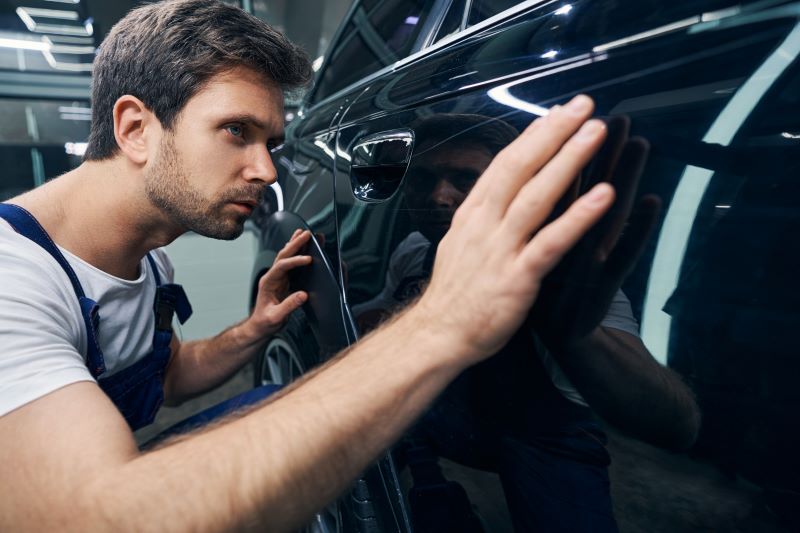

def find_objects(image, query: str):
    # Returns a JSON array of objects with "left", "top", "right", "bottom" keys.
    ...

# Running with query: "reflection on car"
[{"left": 250, "top": 1, "right": 800, "bottom": 531}]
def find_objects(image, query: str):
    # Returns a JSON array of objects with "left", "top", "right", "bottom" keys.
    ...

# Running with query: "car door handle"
[{"left": 349, "top": 129, "right": 414, "bottom": 202}]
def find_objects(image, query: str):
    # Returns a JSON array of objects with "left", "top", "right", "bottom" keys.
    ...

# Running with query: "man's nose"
[
  {"left": 430, "top": 179, "right": 460, "bottom": 209},
  {"left": 244, "top": 144, "right": 277, "bottom": 185}
]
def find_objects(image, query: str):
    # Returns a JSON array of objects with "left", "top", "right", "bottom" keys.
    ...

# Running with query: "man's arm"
[
  {"left": 162, "top": 230, "right": 313, "bottom": 405},
  {"left": 531, "top": 115, "right": 700, "bottom": 449},
  {"left": 550, "top": 326, "right": 700, "bottom": 450},
  {"left": 0, "top": 95, "right": 616, "bottom": 532}
]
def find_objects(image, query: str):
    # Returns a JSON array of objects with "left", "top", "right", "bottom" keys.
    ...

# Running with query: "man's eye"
[{"left": 226, "top": 125, "right": 243, "bottom": 137}]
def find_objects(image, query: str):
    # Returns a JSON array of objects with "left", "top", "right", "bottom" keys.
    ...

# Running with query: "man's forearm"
[
  {"left": 163, "top": 318, "right": 268, "bottom": 405},
  {"left": 552, "top": 327, "right": 700, "bottom": 449},
  {"left": 81, "top": 307, "right": 465, "bottom": 532}
]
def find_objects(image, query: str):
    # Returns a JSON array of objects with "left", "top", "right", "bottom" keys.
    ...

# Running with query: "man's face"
[
  {"left": 145, "top": 66, "right": 285, "bottom": 239},
  {"left": 406, "top": 142, "right": 494, "bottom": 244}
]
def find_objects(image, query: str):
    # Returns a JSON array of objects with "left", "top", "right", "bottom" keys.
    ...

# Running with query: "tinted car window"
[
  {"left": 467, "top": 0, "right": 521, "bottom": 26},
  {"left": 433, "top": 0, "right": 468, "bottom": 43},
  {"left": 312, "top": 0, "right": 441, "bottom": 103}
]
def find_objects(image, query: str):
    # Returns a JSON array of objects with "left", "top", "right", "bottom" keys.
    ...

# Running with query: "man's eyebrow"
[{"left": 219, "top": 113, "right": 269, "bottom": 130}]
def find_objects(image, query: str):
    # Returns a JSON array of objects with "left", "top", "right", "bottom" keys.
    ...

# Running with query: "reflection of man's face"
[{"left": 406, "top": 142, "right": 494, "bottom": 244}]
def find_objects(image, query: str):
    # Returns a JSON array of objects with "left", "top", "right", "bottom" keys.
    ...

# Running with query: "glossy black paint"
[{"left": 251, "top": 0, "right": 800, "bottom": 531}]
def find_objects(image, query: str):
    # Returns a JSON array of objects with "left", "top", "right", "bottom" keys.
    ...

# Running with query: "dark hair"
[{"left": 84, "top": 0, "right": 313, "bottom": 160}]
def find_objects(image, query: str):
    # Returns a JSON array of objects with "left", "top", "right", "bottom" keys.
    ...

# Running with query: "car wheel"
[
  {"left": 254, "top": 310, "right": 319, "bottom": 387},
  {"left": 253, "top": 311, "right": 344, "bottom": 533}
]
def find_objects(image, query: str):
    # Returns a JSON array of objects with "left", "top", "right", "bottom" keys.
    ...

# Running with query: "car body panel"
[{"left": 252, "top": 0, "right": 800, "bottom": 530}]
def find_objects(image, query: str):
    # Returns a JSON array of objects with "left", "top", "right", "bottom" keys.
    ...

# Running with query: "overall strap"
[
  {"left": 145, "top": 253, "right": 162, "bottom": 286},
  {"left": 0, "top": 203, "right": 86, "bottom": 298}
]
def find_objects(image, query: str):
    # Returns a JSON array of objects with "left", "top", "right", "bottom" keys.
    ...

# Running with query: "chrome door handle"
[{"left": 349, "top": 129, "right": 414, "bottom": 202}]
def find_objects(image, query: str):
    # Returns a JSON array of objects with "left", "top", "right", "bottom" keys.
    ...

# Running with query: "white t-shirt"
[
  {"left": 0, "top": 220, "right": 174, "bottom": 418},
  {"left": 354, "top": 231, "right": 641, "bottom": 407}
]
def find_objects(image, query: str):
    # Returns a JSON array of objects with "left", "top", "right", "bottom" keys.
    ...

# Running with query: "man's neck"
[{"left": 9, "top": 159, "right": 184, "bottom": 280}]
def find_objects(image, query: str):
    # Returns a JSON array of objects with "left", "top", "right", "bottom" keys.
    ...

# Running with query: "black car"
[{"left": 249, "top": 1, "right": 800, "bottom": 531}]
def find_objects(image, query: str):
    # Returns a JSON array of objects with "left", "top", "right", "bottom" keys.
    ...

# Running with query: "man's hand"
[
  {"left": 162, "top": 229, "right": 313, "bottom": 404},
  {"left": 413, "top": 95, "right": 617, "bottom": 365},
  {"left": 531, "top": 115, "right": 660, "bottom": 350},
  {"left": 247, "top": 229, "right": 313, "bottom": 337}
]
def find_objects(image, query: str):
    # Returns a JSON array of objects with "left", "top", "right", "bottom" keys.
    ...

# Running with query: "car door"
[{"left": 333, "top": 0, "right": 800, "bottom": 531}]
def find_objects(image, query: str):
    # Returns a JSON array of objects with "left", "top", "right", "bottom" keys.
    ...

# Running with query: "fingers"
[
  {"left": 520, "top": 183, "right": 615, "bottom": 275},
  {"left": 259, "top": 255, "right": 313, "bottom": 290},
  {"left": 502, "top": 119, "right": 608, "bottom": 241},
  {"left": 582, "top": 115, "right": 630, "bottom": 193},
  {"left": 275, "top": 229, "right": 312, "bottom": 262},
  {"left": 263, "top": 291, "right": 308, "bottom": 327},
  {"left": 460, "top": 95, "right": 596, "bottom": 219},
  {"left": 604, "top": 194, "right": 661, "bottom": 284},
  {"left": 596, "top": 137, "right": 650, "bottom": 260}
]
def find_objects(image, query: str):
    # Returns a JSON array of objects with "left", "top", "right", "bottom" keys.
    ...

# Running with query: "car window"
[
  {"left": 312, "top": 0, "right": 443, "bottom": 104},
  {"left": 432, "top": 0, "right": 469, "bottom": 44},
  {"left": 467, "top": 0, "right": 526, "bottom": 26}
]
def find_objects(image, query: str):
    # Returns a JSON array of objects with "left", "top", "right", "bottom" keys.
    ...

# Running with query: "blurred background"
[{"left": 0, "top": 0, "right": 352, "bottom": 438}]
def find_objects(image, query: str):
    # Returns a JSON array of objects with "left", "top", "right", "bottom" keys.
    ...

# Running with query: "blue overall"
[{"left": 0, "top": 203, "right": 279, "bottom": 434}]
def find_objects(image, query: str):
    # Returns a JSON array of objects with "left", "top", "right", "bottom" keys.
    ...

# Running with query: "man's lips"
[{"left": 229, "top": 200, "right": 257, "bottom": 213}]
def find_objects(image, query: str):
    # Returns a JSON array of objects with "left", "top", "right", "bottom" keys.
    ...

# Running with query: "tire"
[
  {"left": 252, "top": 309, "right": 344, "bottom": 533},
  {"left": 254, "top": 309, "right": 319, "bottom": 387}
]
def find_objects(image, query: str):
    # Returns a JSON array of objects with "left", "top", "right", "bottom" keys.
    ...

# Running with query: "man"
[{"left": 0, "top": 1, "right": 668, "bottom": 531}]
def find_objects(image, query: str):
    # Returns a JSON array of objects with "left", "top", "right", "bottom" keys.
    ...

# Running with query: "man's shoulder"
[{"left": 0, "top": 221, "right": 76, "bottom": 292}]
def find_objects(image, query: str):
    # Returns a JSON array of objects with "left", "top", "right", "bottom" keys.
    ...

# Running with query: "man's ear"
[{"left": 112, "top": 95, "right": 160, "bottom": 165}]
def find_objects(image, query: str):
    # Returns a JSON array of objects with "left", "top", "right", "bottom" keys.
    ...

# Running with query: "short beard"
[{"left": 145, "top": 134, "right": 258, "bottom": 240}]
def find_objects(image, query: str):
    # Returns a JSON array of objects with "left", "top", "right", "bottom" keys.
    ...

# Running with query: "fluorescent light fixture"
[
  {"left": 44, "top": 34, "right": 93, "bottom": 44},
  {"left": 44, "top": 37, "right": 94, "bottom": 54},
  {"left": 65, "top": 142, "right": 87, "bottom": 156},
  {"left": 60, "top": 113, "right": 92, "bottom": 120},
  {"left": 17, "top": 7, "right": 80, "bottom": 20},
  {"left": 554, "top": 5, "right": 573, "bottom": 15},
  {"left": 541, "top": 49, "right": 559, "bottom": 59},
  {"left": 43, "top": 49, "right": 93, "bottom": 71},
  {"left": 0, "top": 37, "right": 50, "bottom": 51},
  {"left": 58, "top": 106, "right": 91, "bottom": 114},
  {"left": 16, "top": 7, "right": 92, "bottom": 36}
]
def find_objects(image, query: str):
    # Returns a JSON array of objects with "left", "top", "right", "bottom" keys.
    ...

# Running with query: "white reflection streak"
[
  {"left": 641, "top": 22, "right": 800, "bottom": 365},
  {"left": 487, "top": 87, "right": 550, "bottom": 115},
  {"left": 593, "top": 17, "right": 701, "bottom": 53},
  {"left": 486, "top": 55, "right": 604, "bottom": 115},
  {"left": 270, "top": 182, "right": 284, "bottom": 212},
  {"left": 313, "top": 138, "right": 335, "bottom": 161},
  {"left": 335, "top": 144, "right": 352, "bottom": 162}
]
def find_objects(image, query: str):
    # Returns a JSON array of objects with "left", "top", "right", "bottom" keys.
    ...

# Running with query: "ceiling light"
[
  {"left": 0, "top": 37, "right": 50, "bottom": 51},
  {"left": 18, "top": 7, "right": 80, "bottom": 20}
]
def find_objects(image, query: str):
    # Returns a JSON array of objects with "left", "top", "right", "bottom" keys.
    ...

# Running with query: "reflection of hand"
[
  {"left": 413, "top": 95, "right": 616, "bottom": 366},
  {"left": 248, "top": 229, "right": 313, "bottom": 337},
  {"left": 531, "top": 116, "right": 660, "bottom": 350}
]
